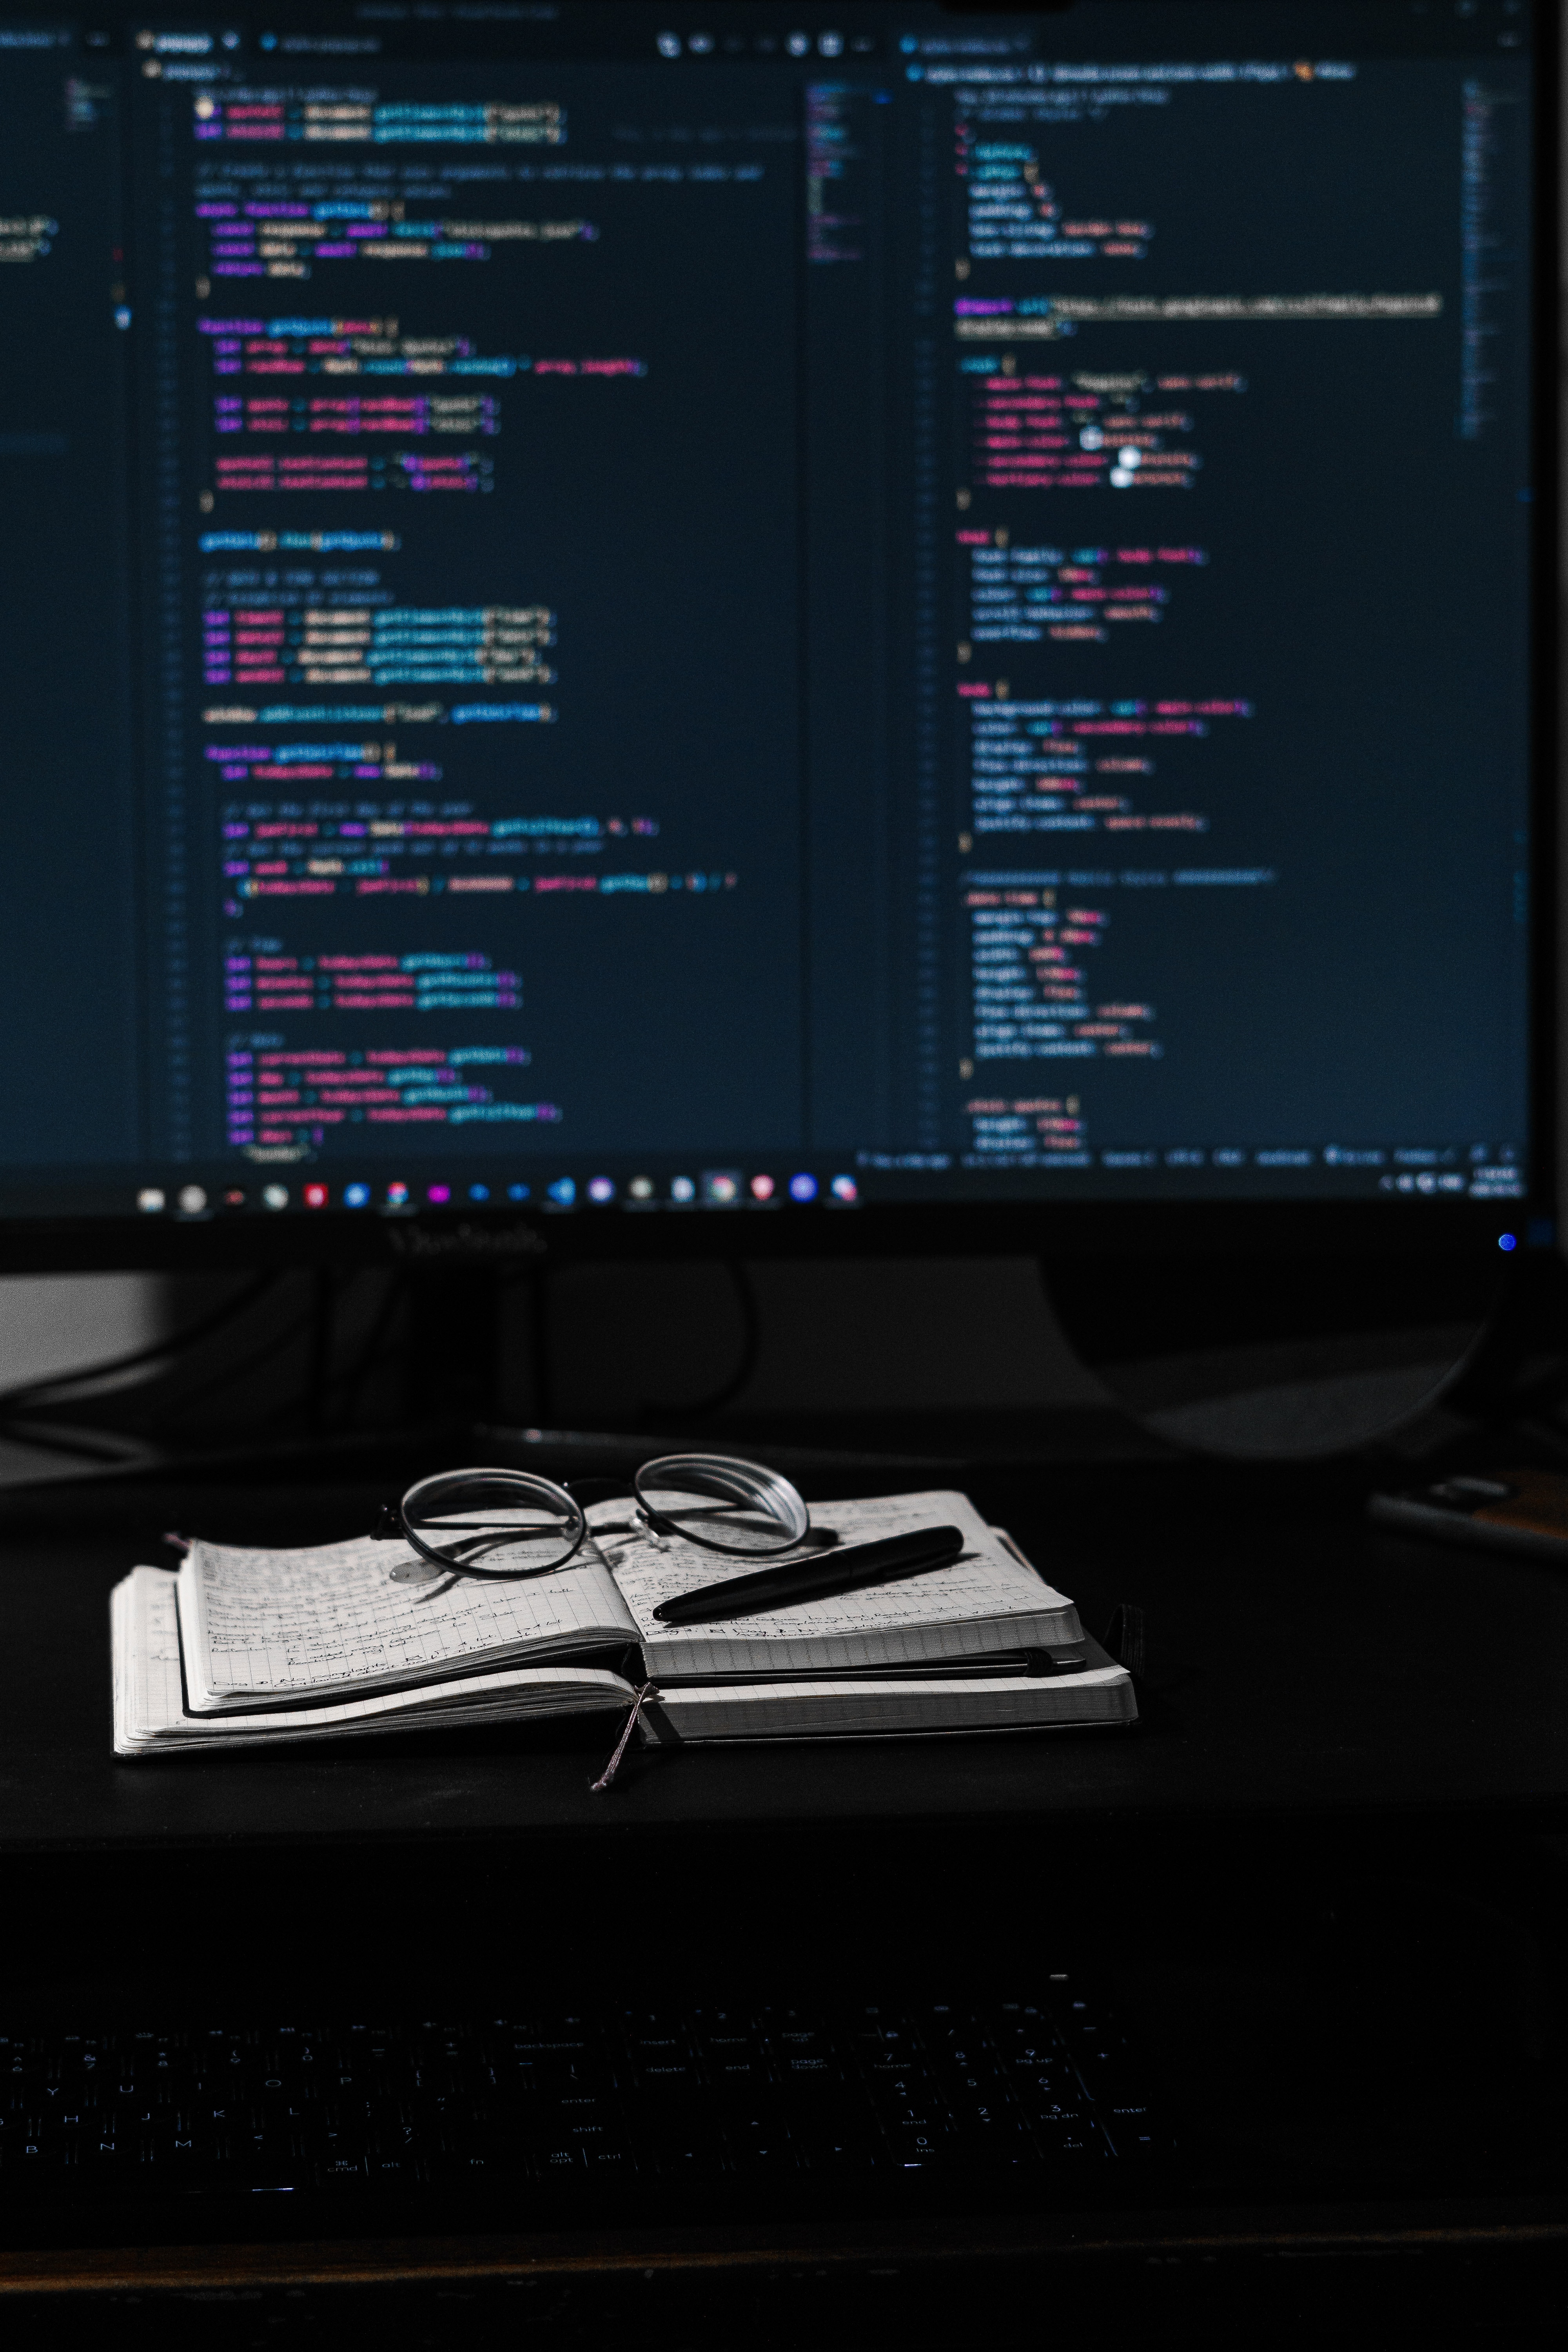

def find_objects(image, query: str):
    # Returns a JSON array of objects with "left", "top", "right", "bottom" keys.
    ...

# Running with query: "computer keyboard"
[{"left": 0, "top": 1979, "right": 1161, "bottom": 2200}]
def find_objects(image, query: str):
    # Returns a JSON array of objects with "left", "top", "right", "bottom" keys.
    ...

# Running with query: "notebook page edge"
[
  {"left": 644, "top": 1667, "right": 1137, "bottom": 1742},
  {"left": 125, "top": 1656, "right": 637, "bottom": 1747},
  {"left": 644, "top": 1602, "right": 1083, "bottom": 1680}
]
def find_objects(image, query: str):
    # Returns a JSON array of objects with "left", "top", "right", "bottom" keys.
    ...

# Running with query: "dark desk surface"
[
  {"left": 3, "top": 1454, "right": 1568, "bottom": 2307},
  {"left": 2, "top": 1455, "right": 1566, "bottom": 1860}
]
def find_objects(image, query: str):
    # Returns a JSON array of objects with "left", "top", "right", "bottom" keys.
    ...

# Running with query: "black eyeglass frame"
[{"left": 372, "top": 1451, "right": 825, "bottom": 1581}]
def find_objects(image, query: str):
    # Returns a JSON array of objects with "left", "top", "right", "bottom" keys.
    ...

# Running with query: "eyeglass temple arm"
[
  {"left": 566, "top": 1474, "right": 827, "bottom": 1546},
  {"left": 565, "top": 1483, "right": 825, "bottom": 1546},
  {"left": 370, "top": 1502, "right": 587, "bottom": 1563},
  {"left": 635, "top": 1500, "right": 833, "bottom": 1535}
]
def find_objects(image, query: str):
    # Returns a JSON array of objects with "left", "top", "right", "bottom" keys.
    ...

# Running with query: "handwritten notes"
[{"left": 179, "top": 1533, "right": 637, "bottom": 1710}]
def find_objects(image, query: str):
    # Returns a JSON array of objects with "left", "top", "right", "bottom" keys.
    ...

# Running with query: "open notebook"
[{"left": 111, "top": 1489, "right": 1136, "bottom": 1756}]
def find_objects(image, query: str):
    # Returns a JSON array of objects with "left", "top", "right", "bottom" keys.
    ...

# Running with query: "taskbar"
[{"left": 0, "top": 1140, "right": 1530, "bottom": 1225}]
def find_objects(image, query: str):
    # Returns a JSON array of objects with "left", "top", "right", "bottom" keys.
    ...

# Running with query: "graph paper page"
[
  {"left": 593, "top": 1490, "right": 1082, "bottom": 1677},
  {"left": 114, "top": 1566, "right": 186, "bottom": 1745}
]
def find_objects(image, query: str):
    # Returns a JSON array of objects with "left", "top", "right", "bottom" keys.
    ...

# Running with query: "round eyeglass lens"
[
  {"left": 632, "top": 1454, "right": 808, "bottom": 1556},
  {"left": 396, "top": 1468, "right": 584, "bottom": 1580}
]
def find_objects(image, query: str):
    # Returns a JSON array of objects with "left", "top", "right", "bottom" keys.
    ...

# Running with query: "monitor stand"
[{"left": 1040, "top": 1245, "right": 1534, "bottom": 1459}]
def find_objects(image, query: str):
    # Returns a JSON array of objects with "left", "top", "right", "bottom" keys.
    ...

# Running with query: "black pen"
[{"left": 650, "top": 1524, "right": 966, "bottom": 1626}]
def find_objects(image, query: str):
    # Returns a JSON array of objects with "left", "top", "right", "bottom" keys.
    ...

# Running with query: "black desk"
[
  {"left": 2, "top": 1462, "right": 1567, "bottom": 1854},
  {"left": 2, "top": 1459, "right": 1566, "bottom": 2322}
]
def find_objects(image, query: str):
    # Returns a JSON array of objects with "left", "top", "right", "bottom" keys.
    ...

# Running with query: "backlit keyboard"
[{"left": 0, "top": 1981, "right": 1160, "bottom": 2195}]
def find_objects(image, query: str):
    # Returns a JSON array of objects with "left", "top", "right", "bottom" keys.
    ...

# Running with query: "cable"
[
  {"left": 326, "top": 1269, "right": 411, "bottom": 1430},
  {"left": 155, "top": 1298, "right": 328, "bottom": 1432},
  {"left": 0, "top": 1254, "right": 554, "bottom": 1452},
  {"left": 10, "top": 1278, "right": 327, "bottom": 1445},
  {"left": 0, "top": 1418, "right": 160, "bottom": 1465},
  {"left": 529, "top": 1263, "right": 552, "bottom": 1427},
  {"left": 305, "top": 1267, "right": 337, "bottom": 1436},
  {"left": 0, "top": 1271, "right": 279, "bottom": 1418},
  {"left": 641, "top": 1262, "right": 760, "bottom": 1426}
]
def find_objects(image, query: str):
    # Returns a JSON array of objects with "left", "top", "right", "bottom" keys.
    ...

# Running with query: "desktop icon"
[
  {"left": 177, "top": 1185, "right": 207, "bottom": 1214},
  {"left": 468, "top": 1183, "right": 490, "bottom": 1203},
  {"left": 587, "top": 1176, "right": 615, "bottom": 1203},
  {"left": 750, "top": 1174, "right": 775, "bottom": 1201},
  {"left": 136, "top": 1187, "right": 165, "bottom": 1213},
  {"left": 548, "top": 1176, "right": 577, "bottom": 1206},
  {"left": 831, "top": 1175, "right": 859, "bottom": 1203},
  {"left": 427, "top": 1183, "right": 451, "bottom": 1205},
  {"left": 629, "top": 1176, "right": 654, "bottom": 1200},
  {"left": 223, "top": 1188, "right": 245, "bottom": 1209},
  {"left": 261, "top": 1183, "right": 289, "bottom": 1210},
  {"left": 343, "top": 1182, "right": 371, "bottom": 1209},
  {"left": 702, "top": 1171, "right": 741, "bottom": 1205},
  {"left": 386, "top": 1180, "right": 409, "bottom": 1206},
  {"left": 788, "top": 1172, "right": 818, "bottom": 1202},
  {"left": 507, "top": 1181, "right": 531, "bottom": 1202},
  {"left": 303, "top": 1182, "right": 328, "bottom": 1209},
  {"left": 670, "top": 1176, "right": 695, "bottom": 1202}
]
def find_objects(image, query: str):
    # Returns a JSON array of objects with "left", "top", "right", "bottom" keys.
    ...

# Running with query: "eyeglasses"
[{"left": 372, "top": 1452, "right": 830, "bottom": 1586}]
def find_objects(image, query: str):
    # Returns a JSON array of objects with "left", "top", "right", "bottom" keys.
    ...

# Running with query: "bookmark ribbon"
[{"left": 590, "top": 1681, "right": 659, "bottom": 1793}]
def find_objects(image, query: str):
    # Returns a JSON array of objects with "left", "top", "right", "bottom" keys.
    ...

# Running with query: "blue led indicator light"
[{"left": 1499, "top": 1231, "right": 1518, "bottom": 1251}]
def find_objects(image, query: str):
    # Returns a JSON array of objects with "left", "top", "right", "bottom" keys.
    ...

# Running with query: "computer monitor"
[{"left": 0, "top": 0, "right": 1553, "bottom": 1290}]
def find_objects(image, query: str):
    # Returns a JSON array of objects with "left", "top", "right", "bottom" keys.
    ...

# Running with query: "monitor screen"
[{"left": 0, "top": 0, "right": 1550, "bottom": 1258}]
